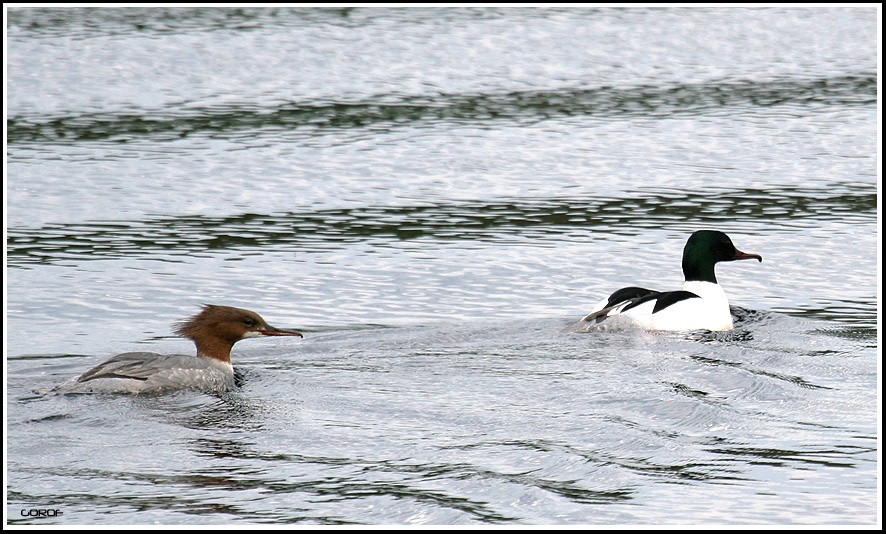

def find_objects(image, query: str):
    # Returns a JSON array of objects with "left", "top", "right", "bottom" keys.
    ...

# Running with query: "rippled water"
[{"left": 5, "top": 7, "right": 879, "bottom": 526}]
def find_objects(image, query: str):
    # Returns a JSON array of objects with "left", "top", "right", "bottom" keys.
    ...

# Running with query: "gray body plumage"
[{"left": 53, "top": 352, "right": 235, "bottom": 394}]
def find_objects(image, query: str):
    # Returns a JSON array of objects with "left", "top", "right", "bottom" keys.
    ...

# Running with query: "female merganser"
[
  {"left": 52, "top": 305, "right": 303, "bottom": 395},
  {"left": 579, "top": 230, "right": 762, "bottom": 331}
]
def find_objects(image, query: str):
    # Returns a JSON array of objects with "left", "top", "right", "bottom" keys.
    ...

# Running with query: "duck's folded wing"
[
  {"left": 76, "top": 353, "right": 197, "bottom": 383},
  {"left": 582, "top": 286, "right": 658, "bottom": 323},
  {"left": 647, "top": 290, "right": 700, "bottom": 314},
  {"left": 582, "top": 288, "right": 701, "bottom": 324}
]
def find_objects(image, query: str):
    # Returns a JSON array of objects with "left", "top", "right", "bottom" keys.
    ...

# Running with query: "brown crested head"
[{"left": 174, "top": 305, "right": 303, "bottom": 362}]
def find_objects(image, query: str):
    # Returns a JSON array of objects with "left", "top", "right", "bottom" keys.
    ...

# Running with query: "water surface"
[{"left": 6, "top": 6, "right": 879, "bottom": 526}]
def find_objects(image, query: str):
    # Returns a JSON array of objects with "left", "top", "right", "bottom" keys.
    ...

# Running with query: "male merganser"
[
  {"left": 579, "top": 230, "right": 762, "bottom": 331},
  {"left": 52, "top": 305, "right": 303, "bottom": 394}
]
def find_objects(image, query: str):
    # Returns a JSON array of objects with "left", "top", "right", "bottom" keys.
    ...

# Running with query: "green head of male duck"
[{"left": 682, "top": 230, "right": 762, "bottom": 284}]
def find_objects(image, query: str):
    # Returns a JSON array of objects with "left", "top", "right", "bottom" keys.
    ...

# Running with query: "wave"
[
  {"left": 7, "top": 73, "right": 876, "bottom": 146},
  {"left": 6, "top": 185, "right": 875, "bottom": 266}
]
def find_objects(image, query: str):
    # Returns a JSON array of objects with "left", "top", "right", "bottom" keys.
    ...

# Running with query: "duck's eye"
[{"left": 243, "top": 318, "right": 258, "bottom": 327}]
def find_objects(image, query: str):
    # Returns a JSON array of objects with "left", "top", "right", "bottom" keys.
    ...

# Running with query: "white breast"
[{"left": 650, "top": 281, "right": 733, "bottom": 331}]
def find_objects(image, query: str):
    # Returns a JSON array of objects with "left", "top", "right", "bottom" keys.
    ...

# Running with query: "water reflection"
[
  {"left": 705, "top": 439, "right": 874, "bottom": 469},
  {"left": 7, "top": 6, "right": 363, "bottom": 39},
  {"left": 7, "top": 185, "right": 876, "bottom": 266},
  {"left": 8, "top": 6, "right": 539, "bottom": 40},
  {"left": 7, "top": 73, "right": 875, "bottom": 146}
]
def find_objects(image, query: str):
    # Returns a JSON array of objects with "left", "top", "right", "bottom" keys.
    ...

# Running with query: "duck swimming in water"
[
  {"left": 579, "top": 230, "right": 762, "bottom": 331},
  {"left": 52, "top": 305, "right": 303, "bottom": 394}
]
